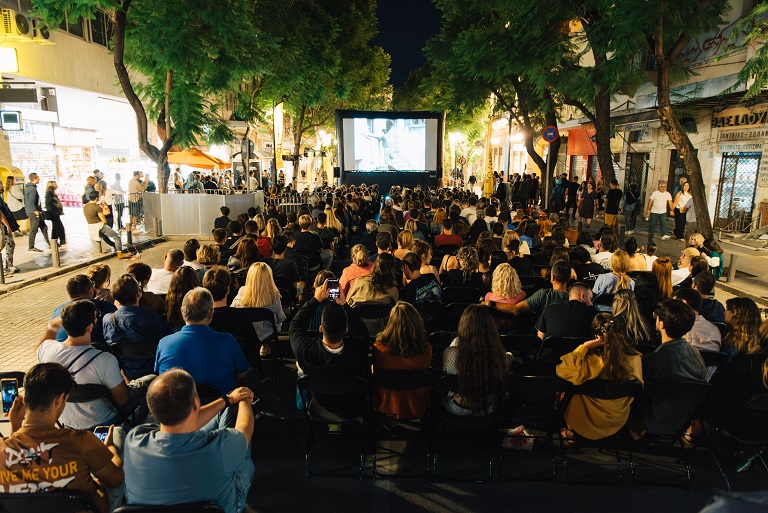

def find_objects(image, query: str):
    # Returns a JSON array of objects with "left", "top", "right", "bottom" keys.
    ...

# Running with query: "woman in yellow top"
[{"left": 556, "top": 313, "right": 643, "bottom": 440}]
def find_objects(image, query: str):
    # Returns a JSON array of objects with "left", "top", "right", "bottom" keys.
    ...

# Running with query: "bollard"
[
  {"left": 158, "top": 219, "right": 163, "bottom": 237},
  {"left": 726, "top": 254, "right": 737, "bottom": 283},
  {"left": 51, "top": 240, "right": 61, "bottom": 268},
  {"left": 153, "top": 217, "right": 160, "bottom": 236},
  {"left": 126, "top": 229, "right": 133, "bottom": 246},
  {"left": 0, "top": 263, "right": 5, "bottom": 285}
]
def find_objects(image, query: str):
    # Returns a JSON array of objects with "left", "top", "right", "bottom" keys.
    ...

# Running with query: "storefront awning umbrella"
[{"left": 167, "top": 148, "right": 230, "bottom": 169}]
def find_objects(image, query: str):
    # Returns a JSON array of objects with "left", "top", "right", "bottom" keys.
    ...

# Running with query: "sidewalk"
[
  {"left": 1, "top": 206, "right": 162, "bottom": 294},
  {"left": 568, "top": 213, "right": 768, "bottom": 305}
]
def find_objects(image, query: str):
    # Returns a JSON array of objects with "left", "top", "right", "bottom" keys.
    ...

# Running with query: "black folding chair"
[
  {"left": 631, "top": 380, "right": 713, "bottom": 487},
  {"left": 443, "top": 303, "right": 470, "bottom": 331},
  {"left": 636, "top": 343, "right": 658, "bottom": 355},
  {"left": 499, "top": 373, "right": 573, "bottom": 482},
  {"left": 65, "top": 383, "right": 141, "bottom": 429},
  {"left": 295, "top": 248, "right": 322, "bottom": 271},
  {"left": 538, "top": 336, "right": 590, "bottom": 362},
  {"left": 114, "top": 502, "right": 225, "bottom": 512},
  {"left": 370, "top": 370, "right": 436, "bottom": 478},
  {"left": 442, "top": 287, "right": 481, "bottom": 304},
  {"left": 109, "top": 340, "right": 158, "bottom": 380},
  {"left": 240, "top": 307, "right": 281, "bottom": 380},
  {"left": 297, "top": 375, "right": 369, "bottom": 479},
  {"left": 592, "top": 293, "right": 615, "bottom": 309},
  {"left": 519, "top": 276, "right": 549, "bottom": 289},
  {"left": 698, "top": 350, "right": 731, "bottom": 368},
  {"left": 712, "top": 322, "right": 729, "bottom": 339},
  {"left": 434, "top": 244, "right": 460, "bottom": 255},
  {"left": 428, "top": 331, "right": 457, "bottom": 370},
  {"left": 413, "top": 302, "right": 445, "bottom": 333},
  {"left": 431, "top": 374, "right": 499, "bottom": 485},
  {"left": 353, "top": 302, "right": 393, "bottom": 339},
  {"left": 486, "top": 305, "right": 531, "bottom": 335},
  {"left": 0, "top": 492, "right": 99, "bottom": 513},
  {"left": 561, "top": 379, "right": 644, "bottom": 486},
  {"left": 500, "top": 334, "right": 542, "bottom": 361}
]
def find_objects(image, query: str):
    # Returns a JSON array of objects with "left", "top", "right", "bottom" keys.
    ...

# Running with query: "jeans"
[
  {"left": 49, "top": 213, "right": 66, "bottom": 244},
  {"left": 673, "top": 208, "right": 686, "bottom": 239},
  {"left": 624, "top": 208, "right": 639, "bottom": 231},
  {"left": 647, "top": 213, "right": 668, "bottom": 242},
  {"left": 320, "top": 248, "right": 333, "bottom": 270},
  {"left": 107, "top": 426, "right": 127, "bottom": 512},
  {"left": 100, "top": 224, "right": 123, "bottom": 252},
  {"left": 114, "top": 204, "right": 124, "bottom": 230},
  {"left": 1, "top": 224, "right": 14, "bottom": 270},
  {"left": 27, "top": 211, "right": 49, "bottom": 249}
]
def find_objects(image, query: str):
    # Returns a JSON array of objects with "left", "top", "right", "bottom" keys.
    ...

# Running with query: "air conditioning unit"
[
  {"left": 1, "top": 9, "right": 33, "bottom": 42},
  {"left": 32, "top": 19, "right": 53, "bottom": 45}
]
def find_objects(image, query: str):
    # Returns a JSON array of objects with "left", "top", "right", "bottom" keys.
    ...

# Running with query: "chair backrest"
[
  {"left": 114, "top": 502, "right": 225, "bottom": 513},
  {"left": 428, "top": 331, "right": 457, "bottom": 369},
  {"left": 195, "top": 382, "right": 223, "bottom": 403},
  {"left": 572, "top": 379, "right": 643, "bottom": 400},
  {"left": 698, "top": 350, "right": 731, "bottom": 368},
  {"left": 500, "top": 335, "right": 542, "bottom": 359},
  {"left": 745, "top": 393, "right": 768, "bottom": 413},
  {"left": 413, "top": 302, "right": 445, "bottom": 322},
  {"left": 352, "top": 302, "right": 392, "bottom": 320},
  {"left": 507, "top": 373, "right": 572, "bottom": 408},
  {"left": 442, "top": 287, "right": 481, "bottom": 304},
  {"left": 711, "top": 322, "right": 728, "bottom": 339},
  {"left": 67, "top": 383, "right": 112, "bottom": 403},
  {"left": 109, "top": 340, "right": 158, "bottom": 359},
  {"left": 297, "top": 374, "right": 368, "bottom": 396},
  {"left": 628, "top": 270, "right": 645, "bottom": 280},
  {"left": 295, "top": 249, "right": 322, "bottom": 269},
  {"left": 239, "top": 307, "right": 279, "bottom": 343},
  {"left": 592, "top": 293, "right": 615, "bottom": 308},
  {"left": 636, "top": 343, "right": 658, "bottom": 355},
  {"left": 641, "top": 380, "right": 712, "bottom": 434},
  {"left": 0, "top": 492, "right": 99, "bottom": 513},
  {"left": 539, "top": 336, "right": 590, "bottom": 360},
  {"left": 371, "top": 369, "right": 435, "bottom": 391},
  {"left": 434, "top": 374, "right": 498, "bottom": 424},
  {"left": 434, "top": 244, "right": 460, "bottom": 255},
  {"left": 519, "top": 276, "right": 548, "bottom": 289}
]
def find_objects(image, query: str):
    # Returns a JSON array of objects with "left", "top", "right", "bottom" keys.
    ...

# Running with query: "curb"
[
  {"left": 0, "top": 237, "right": 167, "bottom": 295},
  {"left": 715, "top": 280, "right": 768, "bottom": 307}
]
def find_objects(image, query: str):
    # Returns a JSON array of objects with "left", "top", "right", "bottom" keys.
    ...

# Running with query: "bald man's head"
[{"left": 146, "top": 369, "right": 197, "bottom": 426}]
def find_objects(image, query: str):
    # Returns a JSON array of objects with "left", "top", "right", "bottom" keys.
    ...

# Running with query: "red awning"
[{"left": 566, "top": 126, "right": 597, "bottom": 156}]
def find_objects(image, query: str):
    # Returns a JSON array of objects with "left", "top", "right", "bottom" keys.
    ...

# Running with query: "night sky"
[{"left": 372, "top": 0, "right": 442, "bottom": 89}]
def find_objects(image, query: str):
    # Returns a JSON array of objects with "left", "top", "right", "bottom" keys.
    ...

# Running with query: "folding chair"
[
  {"left": 434, "top": 244, "right": 460, "bottom": 255},
  {"left": 114, "top": 502, "right": 225, "bottom": 512},
  {"left": 712, "top": 322, "right": 728, "bottom": 339},
  {"left": 592, "top": 293, "right": 615, "bottom": 310},
  {"left": 297, "top": 375, "right": 369, "bottom": 479},
  {"left": 500, "top": 334, "right": 542, "bottom": 361},
  {"left": 65, "top": 384, "right": 141, "bottom": 429},
  {"left": 109, "top": 340, "right": 158, "bottom": 380},
  {"left": 443, "top": 303, "right": 470, "bottom": 331},
  {"left": 413, "top": 302, "right": 445, "bottom": 333},
  {"left": 427, "top": 331, "right": 457, "bottom": 370},
  {"left": 295, "top": 249, "right": 322, "bottom": 272},
  {"left": 195, "top": 382, "right": 225, "bottom": 404},
  {"left": 698, "top": 350, "right": 731, "bottom": 369},
  {"left": 352, "top": 302, "right": 392, "bottom": 339},
  {"left": 631, "top": 380, "right": 713, "bottom": 487},
  {"left": 442, "top": 287, "right": 481, "bottom": 304},
  {"left": 486, "top": 305, "right": 531, "bottom": 335},
  {"left": 519, "top": 276, "right": 548, "bottom": 289},
  {"left": 538, "top": 336, "right": 590, "bottom": 362},
  {"left": 561, "top": 379, "right": 644, "bottom": 486},
  {"left": 499, "top": 373, "right": 573, "bottom": 482},
  {"left": 370, "top": 370, "right": 436, "bottom": 478},
  {"left": 431, "top": 374, "right": 499, "bottom": 485},
  {"left": 0, "top": 491, "right": 99, "bottom": 513},
  {"left": 240, "top": 307, "right": 281, "bottom": 380}
]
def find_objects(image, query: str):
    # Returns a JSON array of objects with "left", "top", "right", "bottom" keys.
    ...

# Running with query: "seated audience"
[
  {"left": 340, "top": 244, "right": 374, "bottom": 297},
  {"left": 290, "top": 280, "right": 369, "bottom": 419},
  {"left": 434, "top": 218, "right": 463, "bottom": 247},
  {"left": 282, "top": 229, "right": 308, "bottom": 280},
  {"left": 400, "top": 252, "right": 441, "bottom": 304},
  {"left": 147, "top": 248, "right": 184, "bottom": 295},
  {"left": 570, "top": 245, "right": 608, "bottom": 282},
  {"left": 642, "top": 299, "right": 707, "bottom": 382},
  {"left": 362, "top": 219, "right": 379, "bottom": 254},
  {"left": 652, "top": 256, "right": 673, "bottom": 300},
  {"left": 393, "top": 230, "right": 414, "bottom": 260},
  {"left": 592, "top": 233, "right": 616, "bottom": 269},
  {"left": 0, "top": 363, "right": 124, "bottom": 513},
  {"left": 194, "top": 244, "right": 221, "bottom": 283},
  {"left": 228, "top": 237, "right": 261, "bottom": 272},
  {"left": 103, "top": 274, "right": 172, "bottom": 378},
  {"left": 181, "top": 238, "right": 204, "bottom": 270},
  {"left": 671, "top": 247, "right": 700, "bottom": 286},
  {"left": 372, "top": 302, "right": 433, "bottom": 419},
  {"left": 295, "top": 214, "right": 332, "bottom": 270},
  {"left": 556, "top": 313, "right": 643, "bottom": 440},
  {"left": 694, "top": 272, "right": 725, "bottom": 323},
  {"left": 483, "top": 263, "right": 525, "bottom": 307},
  {"left": 536, "top": 282, "right": 596, "bottom": 340},
  {"left": 51, "top": 274, "right": 116, "bottom": 344},
  {"left": 264, "top": 234, "right": 303, "bottom": 302},
  {"left": 37, "top": 300, "right": 143, "bottom": 430},
  {"left": 124, "top": 369, "right": 254, "bottom": 513},
  {"left": 673, "top": 288, "right": 721, "bottom": 352},
  {"left": 348, "top": 253, "right": 399, "bottom": 335},
  {"left": 165, "top": 266, "right": 200, "bottom": 330},
  {"left": 243, "top": 219, "right": 271, "bottom": 259},
  {"left": 87, "top": 263, "right": 113, "bottom": 303},
  {"left": 507, "top": 261, "right": 571, "bottom": 315},
  {"left": 156, "top": 288, "right": 251, "bottom": 398},
  {"left": 592, "top": 250, "right": 634, "bottom": 311},
  {"left": 213, "top": 205, "right": 231, "bottom": 230},
  {"left": 723, "top": 297, "right": 762, "bottom": 356},
  {"left": 624, "top": 237, "right": 647, "bottom": 271},
  {"left": 126, "top": 262, "right": 167, "bottom": 316},
  {"left": 213, "top": 228, "right": 234, "bottom": 265},
  {"left": 439, "top": 246, "right": 485, "bottom": 290},
  {"left": 442, "top": 304, "right": 507, "bottom": 416},
  {"left": 231, "top": 262, "right": 286, "bottom": 356},
  {"left": 505, "top": 239, "right": 534, "bottom": 277},
  {"left": 611, "top": 289, "right": 656, "bottom": 346},
  {"left": 412, "top": 240, "right": 441, "bottom": 283}
]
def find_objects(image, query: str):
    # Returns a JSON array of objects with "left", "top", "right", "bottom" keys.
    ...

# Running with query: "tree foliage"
[{"left": 732, "top": 2, "right": 768, "bottom": 100}]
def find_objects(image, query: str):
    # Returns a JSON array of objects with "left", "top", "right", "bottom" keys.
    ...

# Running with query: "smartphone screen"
[
  {"left": 1, "top": 379, "right": 18, "bottom": 413},
  {"left": 327, "top": 279, "right": 340, "bottom": 300},
  {"left": 93, "top": 426, "right": 109, "bottom": 443}
]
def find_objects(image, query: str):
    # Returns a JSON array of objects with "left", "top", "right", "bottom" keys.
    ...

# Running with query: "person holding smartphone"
[{"left": 0, "top": 363, "right": 125, "bottom": 513}]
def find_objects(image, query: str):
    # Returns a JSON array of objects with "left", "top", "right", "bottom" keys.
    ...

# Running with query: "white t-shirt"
[
  {"left": 645, "top": 254, "right": 658, "bottom": 271},
  {"left": 37, "top": 340, "right": 125, "bottom": 429},
  {"left": 146, "top": 268, "right": 175, "bottom": 294},
  {"left": 593, "top": 251, "right": 613, "bottom": 270},
  {"left": 649, "top": 190, "right": 672, "bottom": 214},
  {"left": 671, "top": 267, "right": 691, "bottom": 286}
]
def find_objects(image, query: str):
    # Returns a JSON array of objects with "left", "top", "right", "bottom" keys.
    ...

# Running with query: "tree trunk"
[
  {"left": 654, "top": 17, "right": 713, "bottom": 239},
  {"left": 593, "top": 82, "right": 616, "bottom": 191},
  {"left": 542, "top": 95, "right": 561, "bottom": 210}
]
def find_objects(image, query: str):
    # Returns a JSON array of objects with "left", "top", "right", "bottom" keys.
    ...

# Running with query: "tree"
[
  {"left": 731, "top": 2, "right": 768, "bottom": 100},
  {"left": 34, "top": 0, "right": 268, "bottom": 192},
  {"left": 610, "top": 0, "right": 730, "bottom": 239}
]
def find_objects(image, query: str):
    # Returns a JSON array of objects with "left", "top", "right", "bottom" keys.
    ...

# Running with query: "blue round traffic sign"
[{"left": 542, "top": 126, "right": 559, "bottom": 142}]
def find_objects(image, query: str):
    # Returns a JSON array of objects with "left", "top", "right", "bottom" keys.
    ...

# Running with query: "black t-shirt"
[
  {"left": 510, "top": 256, "right": 535, "bottom": 277},
  {"left": 264, "top": 257, "right": 302, "bottom": 288},
  {"left": 400, "top": 274, "right": 442, "bottom": 304},
  {"left": 535, "top": 300, "right": 597, "bottom": 339},
  {"left": 574, "top": 262, "right": 608, "bottom": 282},
  {"left": 294, "top": 231, "right": 323, "bottom": 251},
  {"left": 605, "top": 189, "right": 623, "bottom": 215}
]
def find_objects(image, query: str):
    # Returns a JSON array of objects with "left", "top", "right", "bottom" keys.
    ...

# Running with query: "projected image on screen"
[{"left": 353, "top": 118, "right": 425, "bottom": 171}]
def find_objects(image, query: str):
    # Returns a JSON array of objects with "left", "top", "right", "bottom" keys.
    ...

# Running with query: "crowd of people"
[{"left": 0, "top": 181, "right": 766, "bottom": 512}]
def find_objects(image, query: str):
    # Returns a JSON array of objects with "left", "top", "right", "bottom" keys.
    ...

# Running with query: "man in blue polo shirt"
[{"left": 155, "top": 287, "right": 251, "bottom": 398}]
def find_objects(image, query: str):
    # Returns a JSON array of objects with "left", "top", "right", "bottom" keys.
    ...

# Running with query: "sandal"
[
  {"left": 681, "top": 431, "right": 698, "bottom": 447},
  {"left": 560, "top": 428, "right": 576, "bottom": 446}
]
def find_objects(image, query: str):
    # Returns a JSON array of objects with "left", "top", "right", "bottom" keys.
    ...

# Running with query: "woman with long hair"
[
  {"left": 633, "top": 272, "right": 660, "bottom": 326},
  {"left": 263, "top": 218, "right": 281, "bottom": 239},
  {"left": 347, "top": 252, "right": 399, "bottom": 307},
  {"left": 5, "top": 175, "right": 27, "bottom": 234},
  {"left": 228, "top": 238, "right": 260, "bottom": 272},
  {"left": 339, "top": 244, "right": 373, "bottom": 296},
  {"left": 372, "top": 301, "right": 433, "bottom": 419},
  {"left": 502, "top": 229, "right": 530, "bottom": 256},
  {"left": 413, "top": 240, "right": 440, "bottom": 283},
  {"left": 254, "top": 214, "right": 266, "bottom": 234},
  {"left": 577, "top": 230, "right": 596, "bottom": 256},
  {"left": 165, "top": 266, "right": 200, "bottom": 329},
  {"left": 87, "top": 263, "right": 113, "bottom": 303},
  {"left": 467, "top": 218, "right": 489, "bottom": 245},
  {"left": 44, "top": 180, "right": 66, "bottom": 247},
  {"left": 724, "top": 297, "right": 762, "bottom": 355},
  {"left": 442, "top": 304, "right": 508, "bottom": 416},
  {"left": 439, "top": 245, "right": 484, "bottom": 290},
  {"left": 652, "top": 257, "right": 673, "bottom": 300},
  {"left": 430, "top": 208, "right": 447, "bottom": 235},
  {"left": 579, "top": 182, "right": 598, "bottom": 227},
  {"left": 611, "top": 289, "right": 656, "bottom": 346},
  {"left": 557, "top": 313, "right": 643, "bottom": 440},
  {"left": 231, "top": 262, "right": 286, "bottom": 353},
  {"left": 483, "top": 263, "right": 525, "bottom": 306},
  {"left": 592, "top": 250, "right": 633, "bottom": 311},
  {"left": 394, "top": 230, "right": 414, "bottom": 260},
  {"left": 673, "top": 181, "right": 692, "bottom": 240},
  {"left": 404, "top": 218, "right": 425, "bottom": 241}
]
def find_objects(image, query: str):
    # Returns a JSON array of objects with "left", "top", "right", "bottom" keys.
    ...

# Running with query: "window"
[
  {"left": 90, "top": 10, "right": 111, "bottom": 47},
  {"left": 58, "top": 13, "right": 85, "bottom": 39}
]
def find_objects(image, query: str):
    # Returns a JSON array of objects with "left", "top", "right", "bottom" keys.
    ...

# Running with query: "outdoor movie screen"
[{"left": 337, "top": 111, "right": 442, "bottom": 173}]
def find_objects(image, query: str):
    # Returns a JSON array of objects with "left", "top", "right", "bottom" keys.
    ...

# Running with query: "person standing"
[
  {"left": 127, "top": 171, "right": 147, "bottom": 233},
  {"left": 645, "top": 181, "right": 674, "bottom": 243},
  {"left": 112, "top": 174, "right": 126, "bottom": 231},
  {"left": 565, "top": 176, "right": 580, "bottom": 219},
  {"left": 0, "top": 179, "right": 19, "bottom": 275},
  {"left": 24, "top": 172, "right": 50, "bottom": 253},
  {"left": 672, "top": 181, "right": 692, "bottom": 241},
  {"left": 45, "top": 180, "right": 66, "bottom": 248},
  {"left": 603, "top": 179, "right": 623, "bottom": 235},
  {"left": 620, "top": 182, "right": 640, "bottom": 234},
  {"left": 578, "top": 182, "right": 598, "bottom": 228},
  {"left": 5, "top": 175, "right": 27, "bottom": 233}
]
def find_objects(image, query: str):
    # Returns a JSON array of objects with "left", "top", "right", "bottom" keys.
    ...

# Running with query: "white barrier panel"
[{"left": 144, "top": 191, "right": 265, "bottom": 235}]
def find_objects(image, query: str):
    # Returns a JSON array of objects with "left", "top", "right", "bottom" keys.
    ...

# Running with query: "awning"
[
  {"left": 612, "top": 110, "right": 661, "bottom": 131},
  {"left": 636, "top": 73, "right": 744, "bottom": 110},
  {"left": 566, "top": 126, "right": 597, "bottom": 156},
  {"left": 167, "top": 148, "right": 230, "bottom": 169}
]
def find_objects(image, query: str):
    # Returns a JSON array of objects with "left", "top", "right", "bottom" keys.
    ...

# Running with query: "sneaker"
[
  {"left": 27, "top": 247, "right": 43, "bottom": 253},
  {"left": 661, "top": 235, "right": 672, "bottom": 240},
  {"left": 5, "top": 266, "right": 16, "bottom": 274}
]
